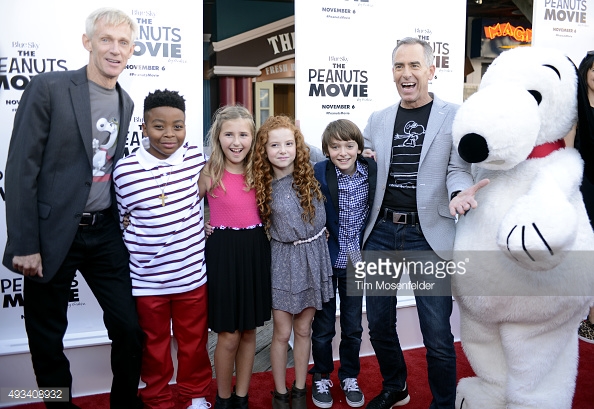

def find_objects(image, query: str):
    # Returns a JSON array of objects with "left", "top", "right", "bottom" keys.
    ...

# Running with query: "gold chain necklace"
[{"left": 150, "top": 166, "right": 172, "bottom": 206}]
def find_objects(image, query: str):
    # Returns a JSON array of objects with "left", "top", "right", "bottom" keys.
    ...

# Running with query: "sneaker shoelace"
[
  {"left": 188, "top": 402, "right": 211, "bottom": 409},
  {"left": 315, "top": 378, "right": 333, "bottom": 394},
  {"left": 342, "top": 378, "right": 360, "bottom": 392}
]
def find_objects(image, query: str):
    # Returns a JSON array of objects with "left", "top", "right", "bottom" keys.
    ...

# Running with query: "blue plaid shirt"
[{"left": 335, "top": 160, "right": 369, "bottom": 268}]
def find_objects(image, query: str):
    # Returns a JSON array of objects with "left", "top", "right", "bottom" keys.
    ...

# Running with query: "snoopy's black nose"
[{"left": 458, "top": 133, "right": 489, "bottom": 163}]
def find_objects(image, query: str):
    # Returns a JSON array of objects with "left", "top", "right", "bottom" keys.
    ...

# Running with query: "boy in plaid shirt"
[{"left": 311, "top": 119, "right": 377, "bottom": 408}]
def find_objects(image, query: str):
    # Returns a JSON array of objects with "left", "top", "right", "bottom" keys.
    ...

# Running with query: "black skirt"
[{"left": 206, "top": 226, "right": 272, "bottom": 333}]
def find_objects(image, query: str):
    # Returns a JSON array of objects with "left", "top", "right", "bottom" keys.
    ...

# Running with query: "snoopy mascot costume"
[{"left": 451, "top": 46, "right": 594, "bottom": 409}]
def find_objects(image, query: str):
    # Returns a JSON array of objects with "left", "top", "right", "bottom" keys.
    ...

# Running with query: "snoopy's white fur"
[{"left": 452, "top": 46, "right": 594, "bottom": 409}]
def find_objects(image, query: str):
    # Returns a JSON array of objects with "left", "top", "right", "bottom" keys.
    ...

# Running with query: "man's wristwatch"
[{"left": 450, "top": 190, "right": 461, "bottom": 201}]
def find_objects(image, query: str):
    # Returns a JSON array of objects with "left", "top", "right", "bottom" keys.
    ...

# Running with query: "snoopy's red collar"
[{"left": 527, "top": 139, "right": 566, "bottom": 159}]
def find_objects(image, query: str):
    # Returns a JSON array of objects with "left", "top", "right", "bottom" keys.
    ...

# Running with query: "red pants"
[{"left": 136, "top": 285, "right": 211, "bottom": 409}]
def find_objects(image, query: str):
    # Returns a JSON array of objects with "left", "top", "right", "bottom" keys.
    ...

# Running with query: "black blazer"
[
  {"left": 314, "top": 155, "right": 377, "bottom": 266},
  {"left": 3, "top": 66, "right": 133, "bottom": 282}
]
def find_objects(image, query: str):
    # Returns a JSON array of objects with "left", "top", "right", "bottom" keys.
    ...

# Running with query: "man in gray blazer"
[
  {"left": 361, "top": 38, "right": 475, "bottom": 409},
  {"left": 3, "top": 8, "right": 143, "bottom": 408}
]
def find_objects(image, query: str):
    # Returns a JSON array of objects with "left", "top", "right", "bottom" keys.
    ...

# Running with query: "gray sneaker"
[
  {"left": 340, "top": 378, "right": 364, "bottom": 407},
  {"left": 311, "top": 373, "right": 333, "bottom": 408}
]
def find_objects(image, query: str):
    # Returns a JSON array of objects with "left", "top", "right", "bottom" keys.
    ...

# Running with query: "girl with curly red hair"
[{"left": 253, "top": 115, "right": 333, "bottom": 409}]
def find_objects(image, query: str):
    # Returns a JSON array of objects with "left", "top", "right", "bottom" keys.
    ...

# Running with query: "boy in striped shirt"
[{"left": 113, "top": 89, "right": 211, "bottom": 409}]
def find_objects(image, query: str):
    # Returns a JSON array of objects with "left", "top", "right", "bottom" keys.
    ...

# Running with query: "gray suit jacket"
[
  {"left": 3, "top": 66, "right": 133, "bottom": 282},
  {"left": 362, "top": 94, "right": 473, "bottom": 260}
]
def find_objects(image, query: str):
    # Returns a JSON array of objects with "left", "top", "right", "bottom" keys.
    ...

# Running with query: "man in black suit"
[{"left": 3, "top": 8, "right": 143, "bottom": 408}]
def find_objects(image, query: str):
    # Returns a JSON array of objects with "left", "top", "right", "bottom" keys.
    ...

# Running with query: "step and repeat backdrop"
[
  {"left": 1, "top": 0, "right": 593, "bottom": 358},
  {"left": 0, "top": 0, "right": 202, "bottom": 350},
  {"left": 295, "top": 0, "right": 594, "bottom": 147},
  {"left": 294, "top": 0, "right": 467, "bottom": 147}
]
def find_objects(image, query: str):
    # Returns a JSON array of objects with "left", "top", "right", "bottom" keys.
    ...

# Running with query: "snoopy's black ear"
[{"left": 573, "top": 57, "right": 594, "bottom": 183}]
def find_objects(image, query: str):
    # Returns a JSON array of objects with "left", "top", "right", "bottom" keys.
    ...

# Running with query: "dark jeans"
[
  {"left": 23, "top": 213, "right": 143, "bottom": 409},
  {"left": 310, "top": 268, "right": 363, "bottom": 381},
  {"left": 364, "top": 218, "right": 456, "bottom": 409}
]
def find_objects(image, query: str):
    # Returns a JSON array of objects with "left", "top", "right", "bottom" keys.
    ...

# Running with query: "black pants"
[{"left": 23, "top": 213, "right": 143, "bottom": 409}]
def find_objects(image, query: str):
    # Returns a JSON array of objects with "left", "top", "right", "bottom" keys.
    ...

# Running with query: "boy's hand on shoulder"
[{"left": 362, "top": 148, "right": 376, "bottom": 161}]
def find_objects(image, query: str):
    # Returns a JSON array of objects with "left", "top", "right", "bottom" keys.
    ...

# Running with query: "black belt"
[
  {"left": 382, "top": 208, "right": 419, "bottom": 225},
  {"left": 79, "top": 210, "right": 107, "bottom": 226}
]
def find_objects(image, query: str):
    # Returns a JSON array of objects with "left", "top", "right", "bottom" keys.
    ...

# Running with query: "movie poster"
[{"left": 532, "top": 0, "right": 594, "bottom": 65}]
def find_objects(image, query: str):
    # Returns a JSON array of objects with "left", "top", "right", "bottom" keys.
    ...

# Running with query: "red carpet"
[{"left": 9, "top": 341, "right": 594, "bottom": 408}]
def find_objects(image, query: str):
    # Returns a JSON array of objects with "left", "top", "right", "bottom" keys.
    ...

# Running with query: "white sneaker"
[{"left": 188, "top": 398, "right": 212, "bottom": 409}]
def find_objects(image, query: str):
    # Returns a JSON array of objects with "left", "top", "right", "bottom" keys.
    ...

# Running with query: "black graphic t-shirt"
[{"left": 382, "top": 101, "right": 433, "bottom": 212}]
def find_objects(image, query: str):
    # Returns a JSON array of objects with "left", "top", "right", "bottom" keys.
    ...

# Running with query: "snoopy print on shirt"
[{"left": 93, "top": 117, "right": 119, "bottom": 178}]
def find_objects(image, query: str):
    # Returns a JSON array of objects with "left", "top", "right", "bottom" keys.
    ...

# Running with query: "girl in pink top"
[{"left": 199, "top": 106, "right": 271, "bottom": 409}]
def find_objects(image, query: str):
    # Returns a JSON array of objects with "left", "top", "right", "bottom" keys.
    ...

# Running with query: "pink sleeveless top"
[{"left": 208, "top": 170, "right": 263, "bottom": 229}]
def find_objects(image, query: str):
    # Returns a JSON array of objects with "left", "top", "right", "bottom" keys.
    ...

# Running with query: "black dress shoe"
[{"left": 365, "top": 386, "right": 410, "bottom": 409}]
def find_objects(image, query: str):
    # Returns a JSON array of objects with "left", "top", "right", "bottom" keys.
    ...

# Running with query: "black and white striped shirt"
[{"left": 114, "top": 143, "right": 207, "bottom": 296}]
